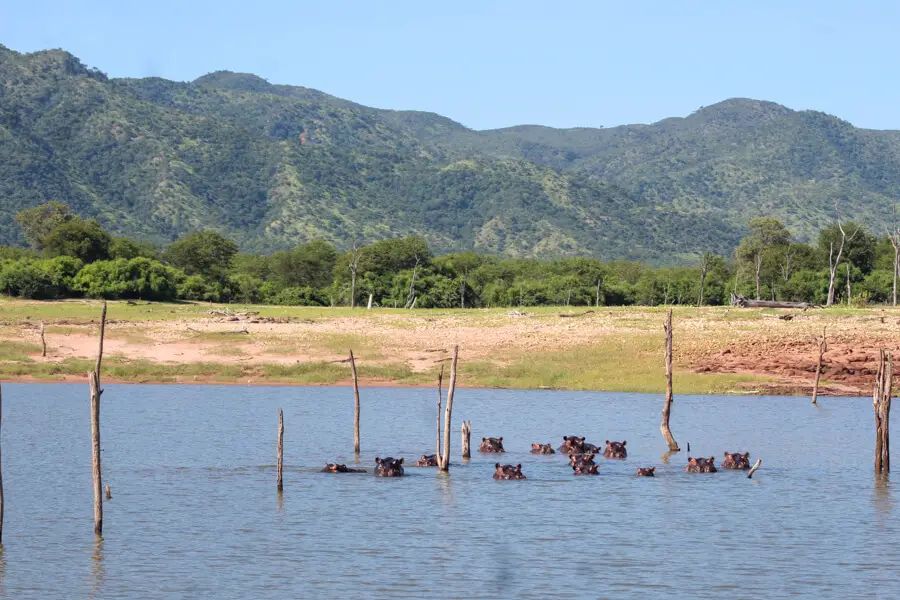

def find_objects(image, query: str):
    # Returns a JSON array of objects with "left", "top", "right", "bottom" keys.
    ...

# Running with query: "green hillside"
[{"left": 2, "top": 45, "right": 899, "bottom": 261}]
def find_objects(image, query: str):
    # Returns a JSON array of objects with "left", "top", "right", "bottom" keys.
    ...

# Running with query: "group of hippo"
[{"left": 321, "top": 435, "right": 753, "bottom": 479}]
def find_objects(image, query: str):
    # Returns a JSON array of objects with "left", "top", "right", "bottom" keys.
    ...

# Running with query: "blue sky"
[{"left": 2, "top": 1, "right": 898, "bottom": 131}]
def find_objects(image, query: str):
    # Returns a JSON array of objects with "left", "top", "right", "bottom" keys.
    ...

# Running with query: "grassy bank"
[{"left": 0, "top": 298, "right": 892, "bottom": 394}]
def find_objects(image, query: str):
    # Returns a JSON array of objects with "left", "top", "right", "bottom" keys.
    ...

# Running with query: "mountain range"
[{"left": 2, "top": 44, "right": 900, "bottom": 262}]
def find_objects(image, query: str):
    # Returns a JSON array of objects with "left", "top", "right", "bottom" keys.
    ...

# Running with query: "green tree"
[
  {"left": 109, "top": 237, "right": 159, "bottom": 260},
  {"left": 42, "top": 218, "right": 112, "bottom": 263},
  {"left": 162, "top": 231, "right": 238, "bottom": 281},
  {"left": 15, "top": 201, "right": 74, "bottom": 250},
  {"left": 735, "top": 218, "right": 791, "bottom": 300}
]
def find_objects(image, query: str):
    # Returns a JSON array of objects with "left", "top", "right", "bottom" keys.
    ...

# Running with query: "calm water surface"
[{"left": 0, "top": 383, "right": 897, "bottom": 599}]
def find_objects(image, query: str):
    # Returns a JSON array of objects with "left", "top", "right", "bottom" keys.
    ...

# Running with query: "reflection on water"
[{"left": 0, "top": 383, "right": 898, "bottom": 599}]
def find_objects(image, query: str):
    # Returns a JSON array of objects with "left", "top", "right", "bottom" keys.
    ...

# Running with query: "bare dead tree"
[
  {"left": 780, "top": 245, "right": 796, "bottom": 283},
  {"left": 439, "top": 345, "right": 459, "bottom": 472},
  {"left": 348, "top": 244, "right": 361, "bottom": 309},
  {"left": 826, "top": 204, "right": 860, "bottom": 307},
  {"left": 697, "top": 252, "right": 713, "bottom": 307},
  {"left": 754, "top": 251, "right": 763, "bottom": 300},
  {"left": 874, "top": 349, "right": 892, "bottom": 474},
  {"left": 459, "top": 272, "right": 467, "bottom": 309},
  {"left": 595, "top": 279, "right": 602, "bottom": 308},
  {"left": 461, "top": 420, "right": 471, "bottom": 459},
  {"left": 845, "top": 263, "right": 852, "bottom": 306},
  {"left": 40, "top": 321, "right": 47, "bottom": 357},
  {"left": 276, "top": 408, "right": 284, "bottom": 493},
  {"left": 0, "top": 382, "right": 3, "bottom": 544},
  {"left": 663, "top": 281, "right": 671, "bottom": 306},
  {"left": 811, "top": 327, "right": 827, "bottom": 405},
  {"left": 887, "top": 204, "right": 900, "bottom": 307},
  {"left": 404, "top": 255, "right": 421, "bottom": 309},
  {"left": 661, "top": 309, "right": 680, "bottom": 451}
]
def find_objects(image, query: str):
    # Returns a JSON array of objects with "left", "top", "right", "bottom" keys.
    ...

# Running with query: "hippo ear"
[
  {"left": 605, "top": 440, "right": 610, "bottom": 445},
  {"left": 562, "top": 436, "right": 568, "bottom": 441},
  {"left": 499, "top": 437, "right": 503, "bottom": 442},
  {"left": 516, "top": 464, "right": 522, "bottom": 469},
  {"left": 688, "top": 457, "right": 695, "bottom": 463},
  {"left": 649, "top": 467, "right": 655, "bottom": 472},
  {"left": 579, "top": 437, "right": 585, "bottom": 442},
  {"left": 709, "top": 456, "right": 715, "bottom": 463},
  {"left": 398, "top": 458, "right": 404, "bottom": 464},
  {"left": 622, "top": 441, "right": 627, "bottom": 446},
  {"left": 482, "top": 437, "right": 487, "bottom": 442},
  {"left": 376, "top": 457, "right": 382, "bottom": 464},
  {"left": 743, "top": 452, "right": 750, "bottom": 458},
  {"left": 495, "top": 463, "right": 501, "bottom": 469}
]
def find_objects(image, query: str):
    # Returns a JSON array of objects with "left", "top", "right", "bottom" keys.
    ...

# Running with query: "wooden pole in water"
[
  {"left": 811, "top": 327, "right": 827, "bottom": 405},
  {"left": 747, "top": 458, "right": 762, "bottom": 479},
  {"left": 276, "top": 408, "right": 284, "bottom": 492},
  {"left": 874, "top": 349, "right": 892, "bottom": 474},
  {"left": 436, "top": 365, "right": 443, "bottom": 462},
  {"left": 90, "top": 302, "right": 107, "bottom": 536},
  {"left": 660, "top": 309, "right": 680, "bottom": 451},
  {"left": 461, "top": 420, "right": 471, "bottom": 459},
  {"left": 0, "top": 381, "right": 4, "bottom": 545},
  {"left": 439, "top": 346, "right": 459, "bottom": 472},
  {"left": 105, "top": 485, "right": 111, "bottom": 500},
  {"left": 350, "top": 350, "right": 360, "bottom": 455},
  {"left": 40, "top": 321, "right": 46, "bottom": 357}
]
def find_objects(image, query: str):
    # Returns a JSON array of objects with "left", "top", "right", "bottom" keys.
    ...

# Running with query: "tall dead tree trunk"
[
  {"left": 894, "top": 247, "right": 900, "bottom": 307},
  {"left": 874, "top": 349, "right": 892, "bottom": 474},
  {"left": 459, "top": 272, "right": 467, "bottom": 309},
  {"left": 697, "top": 252, "right": 712, "bottom": 307},
  {"left": 405, "top": 256, "right": 420, "bottom": 309},
  {"left": 845, "top": 263, "right": 852, "bottom": 306},
  {"left": 661, "top": 310, "right": 680, "bottom": 451},
  {"left": 90, "top": 302, "right": 107, "bottom": 536},
  {"left": 754, "top": 252, "right": 763, "bottom": 300},
  {"left": 436, "top": 365, "right": 443, "bottom": 462},
  {"left": 826, "top": 206, "right": 860, "bottom": 306},
  {"left": 439, "top": 345, "right": 459, "bottom": 472},
  {"left": 348, "top": 245, "right": 360, "bottom": 309},
  {"left": 276, "top": 408, "right": 284, "bottom": 492},
  {"left": 595, "top": 279, "right": 602, "bottom": 308},
  {"left": 40, "top": 321, "right": 46, "bottom": 357},
  {"left": 811, "top": 327, "right": 827, "bottom": 405},
  {"left": 350, "top": 350, "right": 361, "bottom": 454}
]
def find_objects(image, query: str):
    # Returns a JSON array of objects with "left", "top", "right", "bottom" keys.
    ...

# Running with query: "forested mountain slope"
[{"left": 2, "top": 44, "right": 899, "bottom": 261}]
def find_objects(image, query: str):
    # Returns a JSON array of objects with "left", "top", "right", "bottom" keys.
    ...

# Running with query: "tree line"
[{"left": 1, "top": 202, "right": 899, "bottom": 308}]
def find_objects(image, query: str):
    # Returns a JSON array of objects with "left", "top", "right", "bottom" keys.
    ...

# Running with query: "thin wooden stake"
[
  {"left": 90, "top": 301, "right": 107, "bottom": 536},
  {"left": 461, "top": 420, "right": 471, "bottom": 460},
  {"left": 350, "top": 350, "right": 360, "bottom": 455},
  {"left": 105, "top": 485, "right": 111, "bottom": 500},
  {"left": 661, "top": 309, "right": 680, "bottom": 451},
  {"left": 276, "top": 408, "right": 284, "bottom": 492},
  {"left": 439, "top": 346, "right": 459, "bottom": 472},
  {"left": 747, "top": 458, "right": 762, "bottom": 479},
  {"left": 436, "top": 365, "right": 443, "bottom": 462},
  {"left": 40, "top": 321, "right": 46, "bottom": 357},
  {"left": 811, "top": 327, "right": 827, "bottom": 405}
]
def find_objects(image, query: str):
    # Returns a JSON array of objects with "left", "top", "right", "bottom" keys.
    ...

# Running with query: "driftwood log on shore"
[{"left": 730, "top": 294, "right": 814, "bottom": 310}]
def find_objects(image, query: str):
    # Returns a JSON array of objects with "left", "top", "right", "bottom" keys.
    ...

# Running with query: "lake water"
[{"left": 0, "top": 383, "right": 897, "bottom": 599}]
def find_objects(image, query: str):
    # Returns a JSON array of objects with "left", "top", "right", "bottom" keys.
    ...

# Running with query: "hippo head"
[
  {"left": 416, "top": 454, "right": 439, "bottom": 467},
  {"left": 375, "top": 456, "right": 405, "bottom": 477},
  {"left": 569, "top": 452, "right": 596, "bottom": 467},
  {"left": 493, "top": 463, "right": 526, "bottom": 480},
  {"left": 603, "top": 440, "right": 627, "bottom": 459},
  {"left": 572, "top": 462, "right": 600, "bottom": 476},
  {"left": 582, "top": 441, "right": 602, "bottom": 454},
  {"left": 722, "top": 451, "right": 751, "bottom": 470},
  {"left": 636, "top": 467, "right": 656, "bottom": 477},
  {"left": 530, "top": 443, "right": 555, "bottom": 454},
  {"left": 322, "top": 463, "right": 349, "bottom": 473},
  {"left": 479, "top": 437, "right": 505, "bottom": 453},
  {"left": 702, "top": 456, "right": 718, "bottom": 473},
  {"left": 686, "top": 456, "right": 716, "bottom": 473},
  {"left": 558, "top": 436, "right": 586, "bottom": 455}
]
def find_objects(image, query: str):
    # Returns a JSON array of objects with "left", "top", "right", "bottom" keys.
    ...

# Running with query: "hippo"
[
  {"left": 557, "top": 436, "right": 586, "bottom": 455},
  {"left": 721, "top": 452, "right": 751, "bottom": 470},
  {"left": 321, "top": 463, "right": 365, "bottom": 473},
  {"left": 479, "top": 437, "right": 505, "bottom": 453},
  {"left": 416, "top": 454, "right": 439, "bottom": 467},
  {"left": 636, "top": 467, "right": 656, "bottom": 477},
  {"left": 375, "top": 456, "right": 405, "bottom": 477},
  {"left": 572, "top": 461, "right": 600, "bottom": 476},
  {"left": 603, "top": 440, "right": 627, "bottom": 459},
  {"left": 685, "top": 456, "right": 717, "bottom": 473},
  {"left": 582, "top": 441, "right": 603, "bottom": 454},
  {"left": 569, "top": 453, "right": 596, "bottom": 468},
  {"left": 493, "top": 463, "right": 526, "bottom": 480},
  {"left": 530, "top": 443, "right": 555, "bottom": 454}
]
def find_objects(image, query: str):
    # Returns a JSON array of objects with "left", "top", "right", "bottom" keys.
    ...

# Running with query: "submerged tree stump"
[
  {"left": 90, "top": 302, "right": 107, "bottom": 536},
  {"left": 661, "top": 310, "right": 680, "bottom": 451},
  {"left": 461, "top": 420, "right": 471, "bottom": 460},
  {"left": 40, "top": 321, "right": 47, "bottom": 357},
  {"left": 874, "top": 349, "right": 892, "bottom": 474},
  {"left": 436, "top": 365, "right": 443, "bottom": 463},
  {"left": 811, "top": 327, "right": 827, "bottom": 405}
]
